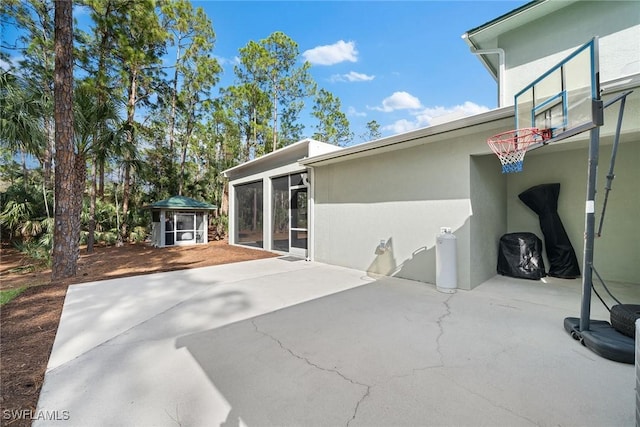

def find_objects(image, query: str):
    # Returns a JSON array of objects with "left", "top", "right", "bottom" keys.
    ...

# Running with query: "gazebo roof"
[{"left": 148, "top": 196, "right": 217, "bottom": 210}]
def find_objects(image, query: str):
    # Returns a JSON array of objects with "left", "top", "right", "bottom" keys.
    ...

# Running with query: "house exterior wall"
[
  {"left": 501, "top": 0, "right": 640, "bottom": 103},
  {"left": 470, "top": 155, "right": 508, "bottom": 284},
  {"left": 224, "top": 2, "right": 639, "bottom": 288},
  {"left": 312, "top": 118, "right": 511, "bottom": 290},
  {"left": 311, "top": 84, "right": 639, "bottom": 287}
]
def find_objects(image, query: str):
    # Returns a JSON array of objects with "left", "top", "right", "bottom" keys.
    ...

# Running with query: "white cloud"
[
  {"left": 383, "top": 101, "right": 490, "bottom": 134},
  {"left": 330, "top": 71, "right": 375, "bottom": 83},
  {"left": 213, "top": 55, "right": 235, "bottom": 66},
  {"left": 383, "top": 119, "right": 417, "bottom": 134},
  {"left": 303, "top": 40, "right": 358, "bottom": 66},
  {"left": 417, "top": 101, "right": 490, "bottom": 126},
  {"left": 370, "top": 91, "right": 422, "bottom": 112},
  {"left": 347, "top": 106, "right": 367, "bottom": 117},
  {"left": 346, "top": 71, "right": 374, "bottom": 82}
]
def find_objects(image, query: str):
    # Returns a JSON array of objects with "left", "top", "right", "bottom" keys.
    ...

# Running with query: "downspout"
[
  {"left": 474, "top": 48, "right": 506, "bottom": 106},
  {"left": 462, "top": 33, "right": 507, "bottom": 107}
]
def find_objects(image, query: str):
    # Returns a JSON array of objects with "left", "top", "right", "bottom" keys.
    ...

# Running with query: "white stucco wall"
[
  {"left": 470, "top": 155, "right": 508, "bottom": 285},
  {"left": 312, "top": 119, "right": 511, "bottom": 290},
  {"left": 501, "top": 0, "right": 640, "bottom": 102}
]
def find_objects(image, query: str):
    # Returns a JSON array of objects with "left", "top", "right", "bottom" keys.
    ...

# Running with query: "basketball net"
[{"left": 487, "top": 128, "right": 551, "bottom": 173}]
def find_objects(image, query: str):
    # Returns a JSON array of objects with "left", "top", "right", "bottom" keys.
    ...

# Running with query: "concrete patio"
[{"left": 35, "top": 257, "right": 637, "bottom": 426}]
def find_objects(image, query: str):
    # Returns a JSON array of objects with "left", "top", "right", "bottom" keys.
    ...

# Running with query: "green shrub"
[
  {"left": 129, "top": 226, "right": 147, "bottom": 243},
  {"left": 14, "top": 240, "right": 51, "bottom": 268},
  {"left": 97, "top": 230, "right": 118, "bottom": 245}
]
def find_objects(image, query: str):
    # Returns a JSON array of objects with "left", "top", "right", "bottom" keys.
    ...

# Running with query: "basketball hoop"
[{"left": 487, "top": 127, "right": 551, "bottom": 173}]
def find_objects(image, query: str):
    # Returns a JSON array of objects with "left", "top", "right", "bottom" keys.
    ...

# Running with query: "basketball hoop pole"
[{"left": 579, "top": 126, "right": 600, "bottom": 332}]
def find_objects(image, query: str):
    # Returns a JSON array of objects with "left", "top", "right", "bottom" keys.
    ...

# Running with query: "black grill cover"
[
  {"left": 518, "top": 183, "right": 581, "bottom": 279},
  {"left": 497, "top": 232, "right": 546, "bottom": 280}
]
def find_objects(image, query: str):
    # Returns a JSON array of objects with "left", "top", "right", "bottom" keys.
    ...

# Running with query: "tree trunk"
[
  {"left": 98, "top": 160, "right": 105, "bottom": 199},
  {"left": 168, "top": 45, "right": 180, "bottom": 155},
  {"left": 52, "top": 0, "right": 77, "bottom": 280},
  {"left": 119, "top": 162, "right": 131, "bottom": 247},
  {"left": 178, "top": 138, "right": 187, "bottom": 196},
  {"left": 177, "top": 110, "right": 194, "bottom": 196},
  {"left": 21, "top": 150, "right": 28, "bottom": 190},
  {"left": 221, "top": 183, "right": 229, "bottom": 216},
  {"left": 118, "top": 68, "right": 137, "bottom": 246},
  {"left": 43, "top": 117, "right": 55, "bottom": 190},
  {"left": 72, "top": 153, "right": 87, "bottom": 257},
  {"left": 272, "top": 85, "right": 278, "bottom": 152},
  {"left": 87, "top": 158, "right": 97, "bottom": 253}
]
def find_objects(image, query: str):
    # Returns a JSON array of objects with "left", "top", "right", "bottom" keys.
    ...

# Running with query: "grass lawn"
[{"left": 0, "top": 287, "right": 27, "bottom": 306}]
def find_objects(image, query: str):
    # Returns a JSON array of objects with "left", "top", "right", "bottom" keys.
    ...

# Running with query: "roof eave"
[
  {"left": 222, "top": 138, "right": 320, "bottom": 177},
  {"left": 461, "top": 33, "right": 499, "bottom": 81},
  {"left": 301, "top": 106, "right": 514, "bottom": 167}
]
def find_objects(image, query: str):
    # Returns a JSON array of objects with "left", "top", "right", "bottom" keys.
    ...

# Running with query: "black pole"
[
  {"left": 597, "top": 91, "right": 632, "bottom": 237},
  {"left": 579, "top": 125, "right": 600, "bottom": 331}
]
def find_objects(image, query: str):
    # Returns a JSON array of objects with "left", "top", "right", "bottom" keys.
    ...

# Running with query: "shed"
[{"left": 147, "top": 196, "right": 218, "bottom": 248}]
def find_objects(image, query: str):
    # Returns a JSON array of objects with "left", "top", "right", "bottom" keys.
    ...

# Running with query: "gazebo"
[{"left": 147, "top": 196, "right": 218, "bottom": 248}]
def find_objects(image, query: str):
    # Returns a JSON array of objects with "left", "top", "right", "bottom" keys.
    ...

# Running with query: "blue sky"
[
  {"left": 199, "top": 1, "right": 530, "bottom": 141},
  {"left": 2, "top": 1, "right": 531, "bottom": 142}
]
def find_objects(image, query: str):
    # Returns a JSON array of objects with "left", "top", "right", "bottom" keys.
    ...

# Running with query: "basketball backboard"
[{"left": 515, "top": 37, "right": 603, "bottom": 145}]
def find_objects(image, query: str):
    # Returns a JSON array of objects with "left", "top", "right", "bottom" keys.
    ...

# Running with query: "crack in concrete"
[
  {"left": 250, "top": 319, "right": 371, "bottom": 427},
  {"left": 435, "top": 294, "right": 454, "bottom": 366},
  {"left": 385, "top": 294, "right": 456, "bottom": 380}
]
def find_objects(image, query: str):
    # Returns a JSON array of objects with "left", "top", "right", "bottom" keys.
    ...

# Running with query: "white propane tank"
[{"left": 436, "top": 227, "right": 457, "bottom": 293}]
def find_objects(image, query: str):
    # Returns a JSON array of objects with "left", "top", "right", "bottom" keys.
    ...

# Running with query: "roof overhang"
[
  {"left": 461, "top": 0, "right": 579, "bottom": 80},
  {"left": 222, "top": 138, "right": 341, "bottom": 179},
  {"left": 300, "top": 106, "right": 514, "bottom": 168},
  {"left": 145, "top": 196, "right": 217, "bottom": 211}
]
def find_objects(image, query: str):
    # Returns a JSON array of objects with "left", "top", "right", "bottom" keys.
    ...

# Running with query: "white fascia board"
[
  {"left": 222, "top": 138, "right": 318, "bottom": 177},
  {"left": 300, "top": 106, "right": 514, "bottom": 167}
]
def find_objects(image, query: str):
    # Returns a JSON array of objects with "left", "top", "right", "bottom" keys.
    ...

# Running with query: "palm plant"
[
  {"left": 0, "top": 72, "right": 46, "bottom": 186},
  {"left": 73, "top": 82, "right": 122, "bottom": 252}
]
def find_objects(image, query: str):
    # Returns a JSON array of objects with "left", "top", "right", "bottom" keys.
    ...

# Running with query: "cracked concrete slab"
[{"left": 36, "top": 258, "right": 638, "bottom": 426}]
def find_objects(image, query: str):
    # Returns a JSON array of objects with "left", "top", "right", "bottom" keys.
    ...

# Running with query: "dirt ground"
[{"left": 0, "top": 241, "right": 278, "bottom": 427}]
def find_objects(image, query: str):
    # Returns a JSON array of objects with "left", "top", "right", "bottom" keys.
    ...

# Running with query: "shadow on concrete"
[{"left": 175, "top": 278, "right": 447, "bottom": 426}]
